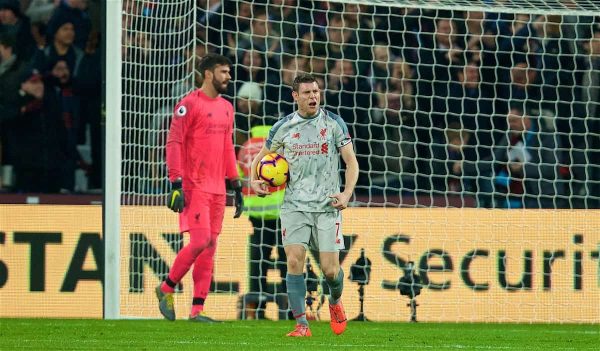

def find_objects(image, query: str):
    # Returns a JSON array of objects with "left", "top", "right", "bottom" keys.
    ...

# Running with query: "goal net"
[{"left": 108, "top": 0, "right": 600, "bottom": 322}]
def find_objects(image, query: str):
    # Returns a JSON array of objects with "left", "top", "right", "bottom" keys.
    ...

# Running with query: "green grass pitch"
[{"left": 1, "top": 319, "right": 598, "bottom": 350}]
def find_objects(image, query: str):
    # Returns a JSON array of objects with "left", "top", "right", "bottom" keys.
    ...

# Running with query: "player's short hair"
[
  {"left": 198, "top": 53, "right": 232, "bottom": 78},
  {"left": 292, "top": 73, "right": 318, "bottom": 92}
]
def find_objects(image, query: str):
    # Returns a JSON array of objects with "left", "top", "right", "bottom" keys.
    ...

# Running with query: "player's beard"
[{"left": 212, "top": 77, "right": 229, "bottom": 94}]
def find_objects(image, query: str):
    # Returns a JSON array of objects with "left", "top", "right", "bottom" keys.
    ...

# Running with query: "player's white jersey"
[{"left": 266, "top": 108, "right": 352, "bottom": 212}]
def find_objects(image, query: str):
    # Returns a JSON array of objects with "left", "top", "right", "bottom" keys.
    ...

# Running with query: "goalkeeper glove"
[
  {"left": 167, "top": 179, "right": 184, "bottom": 213},
  {"left": 230, "top": 179, "right": 244, "bottom": 218}
]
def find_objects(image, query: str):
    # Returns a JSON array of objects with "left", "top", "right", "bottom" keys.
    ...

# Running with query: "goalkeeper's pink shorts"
[{"left": 179, "top": 190, "right": 226, "bottom": 235}]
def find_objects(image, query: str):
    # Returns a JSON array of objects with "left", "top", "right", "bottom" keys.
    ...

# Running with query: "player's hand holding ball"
[
  {"left": 167, "top": 180, "right": 185, "bottom": 213},
  {"left": 257, "top": 153, "right": 289, "bottom": 187},
  {"left": 250, "top": 179, "right": 270, "bottom": 197},
  {"left": 253, "top": 153, "right": 288, "bottom": 197}
]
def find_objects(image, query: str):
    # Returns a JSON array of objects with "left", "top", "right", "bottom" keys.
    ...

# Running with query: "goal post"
[
  {"left": 105, "top": 0, "right": 600, "bottom": 322},
  {"left": 104, "top": 0, "right": 122, "bottom": 320}
]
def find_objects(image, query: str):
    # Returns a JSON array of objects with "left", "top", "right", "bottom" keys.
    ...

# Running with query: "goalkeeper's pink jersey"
[{"left": 166, "top": 89, "right": 238, "bottom": 194}]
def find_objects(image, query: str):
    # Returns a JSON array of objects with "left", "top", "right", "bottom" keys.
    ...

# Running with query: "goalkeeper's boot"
[
  {"left": 286, "top": 324, "right": 312, "bottom": 337},
  {"left": 189, "top": 312, "right": 221, "bottom": 323},
  {"left": 328, "top": 301, "right": 347, "bottom": 335},
  {"left": 155, "top": 285, "right": 176, "bottom": 321}
]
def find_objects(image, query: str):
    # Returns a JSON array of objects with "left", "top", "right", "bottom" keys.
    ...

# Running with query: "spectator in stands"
[
  {"left": 448, "top": 60, "right": 495, "bottom": 159},
  {"left": 267, "top": 0, "right": 309, "bottom": 54},
  {"left": 0, "top": 0, "right": 36, "bottom": 59},
  {"left": 46, "top": 0, "right": 91, "bottom": 50},
  {"left": 7, "top": 69, "right": 65, "bottom": 193},
  {"left": 324, "top": 58, "right": 372, "bottom": 187},
  {"left": 413, "top": 16, "right": 463, "bottom": 189},
  {"left": 298, "top": 30, "right": 328, "bottom": 83},
  {"left": 511, "top": 59, "right": 539, "bottom": 102},
  {"left": 237, "top": 6, "right": 281, "bottom": 68},
  {"left": 30, "top": 14, "right": 91, "bottom": 191},
  {"left": 561, "top": 8, "right": 596, "bottom": 57},
  {"left": 25, "top": 0, "right": 58, "bottom": 48},
  {"left": 534, "top": 15, "right": 589, "bottom": 205},
  {"left": 459, "top": 11, "right": 498, "bottom": 84},
  {"left": 234, "top": 81, "right": 265, "bottom": 148},
  {"left": 579, "top": 25, "right": 600, "bottom": 119},
  {"left": 25, "top": 0, "right": 57, "bottom": 25},
  {"left": 430, "top": 123, "right": 475, "bottom": 194},
  {"left": 324, "top": 13, "right": 362, "bottom": 63},
  {"left": 73, "top": 30, "right": 102, "bottom": 190},
  {"left": 414, "top": 16, "right": 464, "bottom": 137},
  {"left": 495, "top": 13, "right": 540, "bottom": 105},
  {"left": 460, "top": 105, "right": 563, "bottom": 208},
  {"left": 0, "top": 32, "right": 27, "bottom": 191},
  {"left": 338, "top": 3, "right": 374, "bottom": 70},
  {"left": 306, "top": 0, "right": 328, "bottom": 28},
  {"left": 535, "top": 15, "right": 578, "bottom": 122},
  {"left": 497, "top": 58, "right": 540, "bottom": 126},
  {"left": 370, "top": 6, "right": 419, "bottom": 61},
  {"left": 325, "top": 58, "right": 372, "bottom": 130},
  {"left": 122, "top": 0, "right": 142, "bottom": 32},
  {"left": 497, "top": 14, "right": 539, "bottom": 66},
  {"left": 576, "top": 24, "right": 600, "bottom": 208},
  {"left": 369, "top": 43, "right": 392, "bottom": 87},
  {"left": 198, "top": 0, "right": 246, "bottom": 54},
  {"left": 31, "top": 16, "right": 84, "bottom": 78},
  {"left": 48, "top": 58, "right": 80, "bottom": 192},
  {"left": 370, "top": 57, "right": 417, "bottom": 186},
  {"left": 231, "top": 48, "right": 266, "bottom": 94},
  {"left": 121, "top": 27, "right": 156, "bottom": 193},
  {"left": 264, "top": 55, "right": 303, "bottom": 118}
]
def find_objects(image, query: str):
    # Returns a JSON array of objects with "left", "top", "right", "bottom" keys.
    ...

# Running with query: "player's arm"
[
  {"left": 166, "top": 107, "right": 186, "bottom": 182},
  {"left": 330, "top": 143, "right": 359, "bottom": 210},
  {"left": 249, "top": 145, "right": 272, "bottom": 196},
  {"left": 165, "top": 102, "right": 189, "bottom": 212},
  {"left": 224, "top": 105, "right": 243, "bottom": 218}
]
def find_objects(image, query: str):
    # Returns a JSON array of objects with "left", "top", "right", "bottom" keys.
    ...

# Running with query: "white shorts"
[{"left": 280, "top": 210, "right": 344, "bottom": 252}]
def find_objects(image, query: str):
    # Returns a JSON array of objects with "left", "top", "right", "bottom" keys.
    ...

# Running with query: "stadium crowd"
[
  {"left": 1, "top": 0, "right": 598, "bottom": 208},
  {"left": 0, "top": 0, "right": 101, "bottom": 193}
]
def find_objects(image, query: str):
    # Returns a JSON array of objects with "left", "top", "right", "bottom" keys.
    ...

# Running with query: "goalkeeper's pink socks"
[
  {"left": 191, "top": 301, "right": 204, "bottom": 316},
  {"left": 161, "top": 278, "right": 175, "bottom": 293}
]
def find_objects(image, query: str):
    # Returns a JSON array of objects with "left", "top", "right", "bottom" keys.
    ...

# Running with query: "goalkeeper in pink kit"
[{"left": 156, "top": 54, "right": 243, "bottom": 322}]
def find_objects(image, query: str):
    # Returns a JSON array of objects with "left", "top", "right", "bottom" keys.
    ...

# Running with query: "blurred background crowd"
[
  {"left": 1, "top": 0, "right": 598, "bottom": 208},
  {"left": 0, "top": 0, "right": 101, "bottom": 193}
]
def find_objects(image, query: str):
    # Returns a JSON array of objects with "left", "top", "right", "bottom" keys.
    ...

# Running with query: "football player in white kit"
[{"left": 250, "top": 73, "right": 359, "bottom": 337}]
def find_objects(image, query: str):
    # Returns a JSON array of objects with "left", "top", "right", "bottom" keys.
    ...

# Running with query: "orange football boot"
[
  {"left": 286, "top": 324, "right": 312, "bottom": 337},
  {"left": 329, "top": 301, "right": 347, "bottom": 335}
]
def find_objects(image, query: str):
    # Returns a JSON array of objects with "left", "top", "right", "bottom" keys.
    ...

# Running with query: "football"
[{"left": 257, "top": 153, "right": 289, "bottom": 187}]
